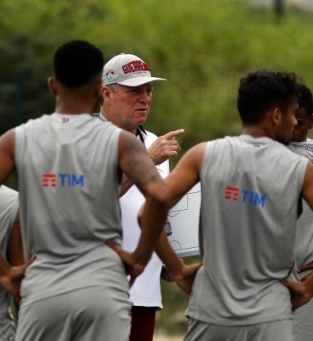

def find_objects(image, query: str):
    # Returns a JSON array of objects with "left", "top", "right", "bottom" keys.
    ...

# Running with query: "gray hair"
[
  {"left": 106, "top": 83, "right": 119, "bottom": 92},
  {"left": 100, "top": 83, "right": 119, "bottom": 105}
]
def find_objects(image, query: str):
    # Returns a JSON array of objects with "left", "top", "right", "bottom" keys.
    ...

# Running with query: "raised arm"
[{"left": 147, "top": 129, "right": 184, "bottom": 165}]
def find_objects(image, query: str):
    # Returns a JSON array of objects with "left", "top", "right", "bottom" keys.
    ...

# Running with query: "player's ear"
[
  {"left": 101, "top": 86, "right": 111, "bottom": 103},
  {"left": 270, "top": 107, "right": 282, "bottom": 126},
  {"left": 47, "top": 77, "right": 57, "bottom": 96}
]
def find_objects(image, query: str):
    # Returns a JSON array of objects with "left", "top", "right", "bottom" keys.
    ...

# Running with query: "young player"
[{"left": 0, "top": 40, "right": 170, "bottom": 341}]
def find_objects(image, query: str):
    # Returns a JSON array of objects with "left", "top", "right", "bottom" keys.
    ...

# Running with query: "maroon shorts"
[{"left": 129, "top": 306, "right": 157, "bottom": 341}]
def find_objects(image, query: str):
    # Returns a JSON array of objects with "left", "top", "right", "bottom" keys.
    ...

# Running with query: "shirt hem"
[
  {"left": 21, "top": 283, "right": 128, "bottom": 307},
  {"left": 185, "top": 311, "right": 292, "bottom": 326}
]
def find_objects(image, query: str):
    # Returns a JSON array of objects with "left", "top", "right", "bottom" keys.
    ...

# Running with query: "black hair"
[
  {"left": 298, "top": 83, "right": 313, "bottom": 117},
  {"left": 54, "top": 40, "right": 104, "bottom": 88},
  {"left": 237, "top": 70, "right": 299, "bottom": 125}
]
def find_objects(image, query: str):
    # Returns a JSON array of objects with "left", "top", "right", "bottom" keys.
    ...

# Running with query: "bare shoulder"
[
  {"left": 165, "top": 142, "right": 207, "bottom": 205},
  {"left": 0, "top": 128, "right": 15, "bottom": 154},
  {"left": 175, "top": 142, "right": 207, "bottom": 171},
  {"left": 0, "top": 129, "right": 16, "bottom": 184}
]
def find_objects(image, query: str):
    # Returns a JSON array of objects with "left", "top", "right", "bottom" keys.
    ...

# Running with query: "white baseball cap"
[{"left": 102, "top": 53, "right": 166, "bottom": 87}]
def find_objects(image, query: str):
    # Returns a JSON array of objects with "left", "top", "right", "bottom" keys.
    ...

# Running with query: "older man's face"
[{"left": 109, "top": 83, "right": 153, "bottom": 134}]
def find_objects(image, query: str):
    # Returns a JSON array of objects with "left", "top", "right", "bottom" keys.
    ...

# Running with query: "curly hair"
[
  {"left": 237, "top": 70, "right": 299, "bottom": 125},
  {"left": 298, "top": 83, "right": 313, "bottom": 117},
  {"left": 54, "top": 40, "right": 104, "bottom": 88}
]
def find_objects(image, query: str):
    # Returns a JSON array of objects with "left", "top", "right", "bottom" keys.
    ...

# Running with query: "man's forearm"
[
  {"left": 0, "top": 253, "right": 11, "bottom": 280},
  {"left": 132, "top": 196, "right": 169, "bottom": 268},
  {"left": 154, "top": 231, "right": 184, "bottom": 279}
]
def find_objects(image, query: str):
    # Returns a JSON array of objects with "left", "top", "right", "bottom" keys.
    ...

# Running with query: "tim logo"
[
  {"left": 42, "top": 174, "right": 85, "bottom": 187},
  {"left": 225, "top": 186, "right": 266, "bottom": 207},
  {"left": 62, "top": 118, "right": 69, "bottom": 123}
]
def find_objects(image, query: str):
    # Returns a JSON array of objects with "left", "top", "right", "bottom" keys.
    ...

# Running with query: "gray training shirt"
[
  {"left": 186, "top": 135, "right": 308, "bottom": 326},
  {"left": 14, "top": 113, "right": 128, "bottom": 306}
]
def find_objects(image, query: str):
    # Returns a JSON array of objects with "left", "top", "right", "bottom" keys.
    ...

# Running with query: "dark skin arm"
[
  {"left": 6, "top": 209, "right": 25, "bottom": 309},
  {"left": 153, "top": 143, "right": 205, "bottom": 294},
  {"left": 297, "top": 262, "right": 313, "bottom": 275},
  {"left": 0, "top": 130, "right": 33, "bottom": 302},
  {"left": 113, "top": 130, "right": 170, "bottom": 285}
]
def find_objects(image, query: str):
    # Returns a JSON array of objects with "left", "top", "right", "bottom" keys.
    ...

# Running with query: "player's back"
[
  {"left": 187, "top": 135, "right": 308, "bottom": 326},
  {"left": 15, "top": 113, "right": 127, "bottom": 304}
]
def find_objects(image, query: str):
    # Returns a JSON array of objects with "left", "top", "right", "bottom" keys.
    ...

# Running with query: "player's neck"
[
  {"left": 54, "top": 96, "right": 95, "bottom": 115},
  {"left": 241, "top": 125, "right": 271, "bottom": 139}
]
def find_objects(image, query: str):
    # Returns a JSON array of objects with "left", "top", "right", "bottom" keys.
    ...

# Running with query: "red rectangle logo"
[{"left": 42, "top": 174, "right": 56, "bottom": 187}]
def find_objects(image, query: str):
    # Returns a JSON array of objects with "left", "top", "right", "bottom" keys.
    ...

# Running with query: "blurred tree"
[
  {"left": 274, "top": 0, "right": 285, "bottom": 16},
  {"left": 2, "top": 0, "right": 313, "bottom": 154}
]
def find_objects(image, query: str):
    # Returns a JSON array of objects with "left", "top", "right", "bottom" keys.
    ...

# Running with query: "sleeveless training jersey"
[
  {"left": 14, "top": 113, "right": 128, "bottom": 305},
  {"left": 0, "top": 185, "right": 19, "bottom": 341},
  {"left": 288, "top": 138, "right": 313, "bottom": 341},
  {"left": 186, "top": 135, "right": 308, "bottom": 326}
]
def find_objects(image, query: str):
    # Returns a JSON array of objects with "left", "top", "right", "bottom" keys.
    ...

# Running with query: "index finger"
[
  {"left": 163, "top": 129, "right": 185, "bottom": 140},
  {"left": 297, "top": 263, "right": 313, "bottom": 273}
]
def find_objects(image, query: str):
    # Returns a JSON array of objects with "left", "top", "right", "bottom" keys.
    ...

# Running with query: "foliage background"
[{"left": 1, "top": 0, "right": 313, "bottom": 338}]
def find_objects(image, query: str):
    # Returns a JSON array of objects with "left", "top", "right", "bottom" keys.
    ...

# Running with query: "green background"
[{"left": 1, "top": 0, "right": 313, "bottom": 338}]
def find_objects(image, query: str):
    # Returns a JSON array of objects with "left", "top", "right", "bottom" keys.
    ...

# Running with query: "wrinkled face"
[
  {"left": 276, "top": 100, "right": 298, "bottom": 146},
  {"left": 291, "top": 106, "right": 313, "bottom": 142},
  {"left": 108, "top": 83, "right": 153, "bottom": 134}
]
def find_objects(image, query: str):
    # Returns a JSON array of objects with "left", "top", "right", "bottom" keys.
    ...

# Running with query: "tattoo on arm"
[{"left": 122, "top": 135, "right": 166, "bottom": 196}]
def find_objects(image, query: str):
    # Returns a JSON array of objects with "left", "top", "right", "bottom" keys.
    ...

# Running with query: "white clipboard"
[{"left": 167, "top": 182, "right": 201, "bottom": 257}]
